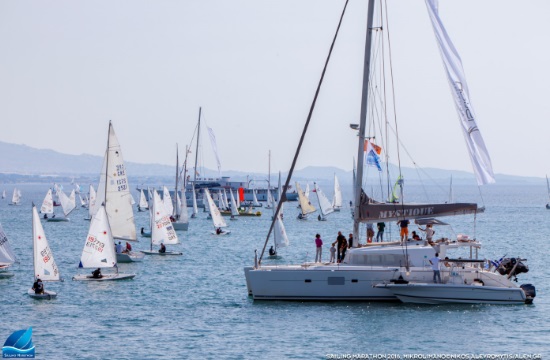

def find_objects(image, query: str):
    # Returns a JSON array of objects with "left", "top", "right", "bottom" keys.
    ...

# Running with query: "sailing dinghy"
[
  {"left": 296, "top": 182, "right": 316, "bottom": 220},
  {"left": 73, "top": 205, "right": 135, "bottom": 281},
  {"left": 29, "top": 205, "right": 60, "bottom": 299},
  {"left": 141, "top": 190, "right": 182, "bottom": 255},
  {"left": 331, "top": 174, "right": 342, "bottom": 212},
  {"left": 0, "top": 222, "right": 16, "bottom": 279},
  {"left": 9, "top": 188, "right": 21, "bottom": 206},
  {"left": 205, "top": 189, "right": 230, "bottom": 235},
  {"left": 47, "top": 188, "right": 76, "bottom": 222},
  {"left": 314, "top": 182, "right": 334, "bottom": 221}
]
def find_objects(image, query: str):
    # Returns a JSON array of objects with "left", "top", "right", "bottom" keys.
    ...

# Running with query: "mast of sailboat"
[
  {"left": 352, "top": 0, "right": 376, "bottom": 247},
  {"left": 257, "top": 0, "right": 351, "bottom": 264},
  {"left": 268, "top": 150, "right": 271, "bottom": 191},
  {"left": 193, "top": 107, "right": 202, "bottom": 184},
  {"left": 104, "top": 121, "right": 111, "bottom": 211},
  {"left": 174, "top": 144, "right": 179, "bottom": 218}
]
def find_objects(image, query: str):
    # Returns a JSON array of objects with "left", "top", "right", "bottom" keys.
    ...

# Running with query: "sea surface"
[{"left": 0, "top": 183, "right": 548, "bottom": 359}]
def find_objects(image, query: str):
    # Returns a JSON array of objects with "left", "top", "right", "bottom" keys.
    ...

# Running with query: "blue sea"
[{"left": 0, "top": 183, "right": 548, "bottom": 359}]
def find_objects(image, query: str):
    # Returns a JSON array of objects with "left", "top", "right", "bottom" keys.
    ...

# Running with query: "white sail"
[
  {"left": 130, "top": 193, "right": 136, "bottom": 205},
  {"left": 296, "top": 182, "right": 316, "bottom": 215},
  {"left": 305, "top": 183, "right": 310, "bottom": 199},
  {"left": 204, "top": 189, "right": 227, "bottom": 228},
  {"left": 425, "top": 0, "right": 495, "bottom": 186},
  {"left": 139, "top": 189, "right": 148, "bottom": 210},
  {"left": 223, "top": 189, "right": 229, "bottom": 210},
  {"left": 32, "top": 206, "right": 60, "bottom": 281},
  {"left": 229, "top": 189, "right": 239, "bottom": 216},
  {"left": 163, "top": 186, "right": 174, "bottom": 216},
  {"left": 79, "top": 205, "right": 117, "bottom": 269},
  {"left": 266, "top": 189, "right": 273, "bottom": 209},
  {"left": 192, "top": 185, "right": 198, "bottom": 216},
  {"left": 332, "top": 174, "right": 343, "bottom": 209},
  {"left": 314, "top": 182, "right": 334, "bottom": 218},
  {"left": 236, "top": 188, "right": 241, "bottom": 209},
  {"left": 78, "top": 193, "right": 86, "bottom": 207},
  {"left": 278, "top": 172, "right": 284, "bottom": 218},
  {"left": 40, "top": 189, "right": 54, "bottom": 215},
  {"left": 207, "top": 126, "right": 222, "bottom": 176},
  {"left": 273, "top": 215, "right": 289, "bottom": 248},
  {"left": 177, "top": 192, "right": 189, "bottom": 224},
  {"left": 151, "top": 191, "right": 179, "bottom": 245},
  {"left": 58, "top": 189, "right": 76, "bottom": 217},
  {"left": 0, "top": 222, "right": 16, "bottom": 265},
  {"left": 252, "top": 189, "right": 260, "bottom": 207},
  {"left": 88, "top": 184, "right": 97, "bottom": 219},
  {"left": 95, "top": 122, "right": 137, "bottom": 241},
  {"left": 11, "top": 188, "right": 20, "bottom": 205}
]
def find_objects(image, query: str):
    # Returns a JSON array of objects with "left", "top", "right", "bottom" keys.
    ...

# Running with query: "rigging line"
[{"left": 258, "top": 0, "right": 350, "bottom": 265}]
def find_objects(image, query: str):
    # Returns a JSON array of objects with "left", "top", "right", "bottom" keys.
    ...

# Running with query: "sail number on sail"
[
  {"left": 40, "top": 247, "right": 59, "bottom": 276},
  {"left": 85, "top": 235, "right": 106, "bottom": 252}
]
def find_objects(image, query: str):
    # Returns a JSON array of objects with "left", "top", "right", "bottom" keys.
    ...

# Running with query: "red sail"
[{"left": 238, "top": 187, "right": 245, "bottom": 202}]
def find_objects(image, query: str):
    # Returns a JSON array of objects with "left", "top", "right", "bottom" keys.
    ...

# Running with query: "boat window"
[
  {"left": 350, "top": 254, "right": 409, "bottom": 267},
  {"left": 327, "top": 277, "right": 345, "bottom": 285}
]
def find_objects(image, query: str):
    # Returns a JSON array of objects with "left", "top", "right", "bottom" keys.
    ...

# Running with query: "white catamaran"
[
  {"left": 244, "top": 0, "right": 534, "bottom": 304},
  {"left": 29, "top": 205, "right": 60, "bottom": 299}
]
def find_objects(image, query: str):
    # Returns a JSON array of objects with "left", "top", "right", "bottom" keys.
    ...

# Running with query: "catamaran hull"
[
  {"left": 141, "top": 250, "right": 183, "bottom": 256},
  {"left": 72, "top": 273, "right": 136, "bottom": 281},
  {"left": 376, "top": 283, "right": 528, "bottom": 305},
  {"left": 244, "top": 266, "right": 402, "bottom": 301},
  {"left": 27, "top": 289, "right": 57, "bottom": 300},
  {"left": 116, "top": 252, "right": 145, "bottom": 263}
]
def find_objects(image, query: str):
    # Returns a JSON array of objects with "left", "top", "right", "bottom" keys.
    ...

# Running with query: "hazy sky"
[{"left": 1, "top": 1, "right": 549, "bottom": 178}]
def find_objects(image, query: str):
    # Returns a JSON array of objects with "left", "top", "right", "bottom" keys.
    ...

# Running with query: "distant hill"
[{"left": 0, "top": 141, "right": 543, "bottom": 186}]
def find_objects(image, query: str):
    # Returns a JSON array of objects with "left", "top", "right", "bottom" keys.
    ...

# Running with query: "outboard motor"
[
  {"left": 520, "top": 284, "right": 536, "bottom": 304},
  {"left": 497, "top": 258, "right": 529, "bottom": 277}
]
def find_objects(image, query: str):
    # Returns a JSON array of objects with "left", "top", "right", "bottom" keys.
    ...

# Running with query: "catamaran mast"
[
  {"left": 174, "top": 144, "right": 179, "bottom": 218},
  {"left": 353, "top": 0, "right": 376, "bottom": 247}
]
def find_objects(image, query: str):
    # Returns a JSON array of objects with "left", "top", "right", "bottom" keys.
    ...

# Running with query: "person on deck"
[
  {"left": 412, "top": 231, "right": 421, "bottom": 241},
  {"left": 216, "top": 228, "right": 222, "bottom": 235},
  {"left": 314, "top": 234, "right": 323, "bottom": 263},
  {"left": 418, "top": 224, "right": 435, "bottom": 244},
  {"left": 124, "top": 242, "right": 132, "bottom": 253},
  {"left": 429, "top": 253, "right": 442, "bottom": 283},
  {"left": 366, "top": 223, "right": 374, "bottom": 243},
  {"left": 376, "top": 222, "right": 386, "bottom": 242},
  {"left": 159, "top": 243, "right": 166, "bottom": 253},
  {"left": 348, "top": 233, "right": 354, "bottom": 248},
  {"left": 398, "top": 219, "right": 410, "bottom": 242},
  {"left": 116, "top": 241, "right": 123, "bottom": 254},
  {"left": 339, "top": 237, "right": 348, "bottom": 263},
  {"left": 269, "top": 246, "right": 276, "bottom": 256},
  {"left": 332, "top": 231, "right": 346, "bottom": 263},
  {"left": 32, "top": 278, "right": 44, "bottom": 294},
  {"left": 92, "top": 268, "right": 102, "bottom": 279}
]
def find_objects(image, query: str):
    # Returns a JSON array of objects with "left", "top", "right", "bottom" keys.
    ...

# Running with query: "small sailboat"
[
  {"left": 314, "top": 182, "right": 334, "bottom": 221},
  {"left": 47, "top": 189, "right": 76, "bottom": 222},
  {"left": 265, "top": 189, "right": 273, "bottom": 210},
  {"left": 141, "top": 190, "right": 182, "bottom": 255},
  {"left": 9, "top": 188, "right": 21, "bottom": 206},
  {"left": 85, "top": 184, "right": 96, "bottom": 220},
  {"left": 137, "top": 189, "right": 149, "bottom": 212},
  {"left": 191, "top": 185, "right": 198, "bottom": 218},
  {"left": 268, "top": 176, "right": 289, "bottom": 259},
  {"left": 229, "top": 189, "right": 240, "bottom": 220},
  {"left": 1, "top": 190, "right": 5, "bottom": 199},
  {"left": 205, "top": 189, "right": 230, "bottom": 235},
  {"left": 73, "top": 205, "right": 135, "bottom": 281},
  {"left": 0, "top": 222, "right": 16, "bottom": 279},
  {"left": 40, "top": 189, "right": 54, "bottom": 219},
  {"left": 172, "top": 145, "right": 189, "bottom": 231},
  {"left": 296, "top": 182, "right": 316, "bottom": 220},
  {"left": 331, "top": 174, "right": 343, "bottom": 212},
  {"left": 29, "top": 205, "right": 60, "bottom": 299}
]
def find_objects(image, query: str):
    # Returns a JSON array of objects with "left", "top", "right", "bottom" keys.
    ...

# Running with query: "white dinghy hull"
[
  {"left": 28, "top": 289, "right": 57, "bottom": 300},
  {"left": 72, "top": 273, "right": 136, "bottom": 281},
  {"left": 141, "top": 250, "right": 183, "bottom": 256},
  {"left": 116, "top": 251, "right": 145, "bottom": 263}
]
